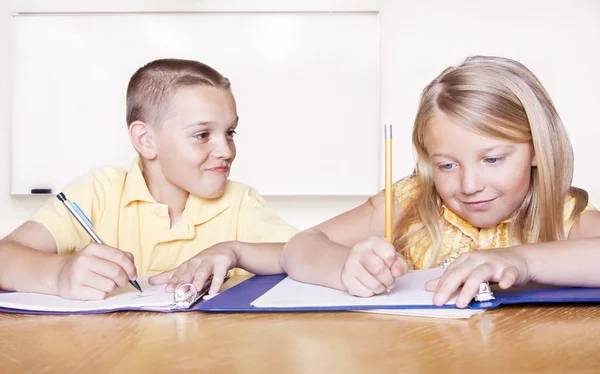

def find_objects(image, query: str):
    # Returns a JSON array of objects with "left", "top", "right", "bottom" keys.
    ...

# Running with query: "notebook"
[
  {"left": 197, "top": 268, "right": 600, "bottom": 314},
  {"left": 253, "top": 268, "right": 484, "bottom": 318},
  {"left": 0, "top": 276, "right": 214, "bottom": 315}
]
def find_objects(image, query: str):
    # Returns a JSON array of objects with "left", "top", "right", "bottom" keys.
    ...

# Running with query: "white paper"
[
  {"left": 251, "top": 268, "right": 466, "bottom": 313},
  {"left": 355, "top": 308, "right": 484, "bottom": 319},
  {"left": 0, "top": 276, "right": 176, "bottom": 312}
]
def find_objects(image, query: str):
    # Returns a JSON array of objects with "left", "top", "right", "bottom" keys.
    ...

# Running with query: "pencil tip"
[{"left": 131, "top": 280, "right": 142, "bottom": 292}]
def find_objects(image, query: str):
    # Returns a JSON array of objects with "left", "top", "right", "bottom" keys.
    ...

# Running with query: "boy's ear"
[{"left": 129, "top": 120, "right": 157, "bottom": 160}]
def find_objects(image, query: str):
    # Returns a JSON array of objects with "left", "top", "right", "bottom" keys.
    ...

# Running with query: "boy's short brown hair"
[{"left": 126, "top": 58, "right": 231, "bottom": 127}]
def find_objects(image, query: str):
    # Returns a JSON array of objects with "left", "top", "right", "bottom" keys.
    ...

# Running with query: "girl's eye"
[
  {"left": 193, "top": 132, "right": 209, "bottom": 140},
  {"left": 485, "top": 156, "right": 504, "bottom": 164},
  {"left": 438, "top": 163, "right": 455, "bottom": 171},
  {"left": 227, "top": 130, "right": 237, "bottom": 138}
]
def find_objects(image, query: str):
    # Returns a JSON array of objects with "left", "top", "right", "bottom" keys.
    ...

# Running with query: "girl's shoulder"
[
  {"left": 563, "top": 190, "right": 597, "bottom": 234},
  {"left": 393, "top": 174, "right": 419, "bottom": 199}
]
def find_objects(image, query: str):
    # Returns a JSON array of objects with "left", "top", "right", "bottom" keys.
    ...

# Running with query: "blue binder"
[{"left": 197, "top": 274, "right": 600, "bottom": 312}]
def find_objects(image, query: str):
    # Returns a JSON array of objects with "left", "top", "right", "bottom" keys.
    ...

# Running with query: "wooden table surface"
[{"left": 1, "top": 276, "right": 600, "bottom": 374}]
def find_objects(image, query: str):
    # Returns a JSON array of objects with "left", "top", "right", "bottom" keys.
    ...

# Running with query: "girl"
[{"left": 281, "top": 56, "right": 600, "bottom": 308}]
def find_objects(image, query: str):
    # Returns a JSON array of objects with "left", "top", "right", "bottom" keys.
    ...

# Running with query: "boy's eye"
[
  {"left": 193, "top": 132, "right": 209, "bottom": 140},
  {"left": 484, "top": 156, "right": 504, "bottom": 164}
]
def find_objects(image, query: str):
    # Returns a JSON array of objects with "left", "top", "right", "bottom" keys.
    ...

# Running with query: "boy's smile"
[{"left": 144, "top": 84, "right": 238, "bottom": 204}]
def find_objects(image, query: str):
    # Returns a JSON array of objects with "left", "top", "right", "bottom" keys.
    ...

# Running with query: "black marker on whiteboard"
[{"left": 30, "top": 188, "right": 53, "bottom": 194}]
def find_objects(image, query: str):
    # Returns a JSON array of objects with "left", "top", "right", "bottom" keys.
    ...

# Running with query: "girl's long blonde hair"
[{"left": 393, "top": 56, "right": 588, "bottom": 268}]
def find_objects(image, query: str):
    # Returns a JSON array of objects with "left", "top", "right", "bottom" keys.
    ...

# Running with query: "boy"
[{"left": 0, "top": 59, "right": 298, "bottom": 300}]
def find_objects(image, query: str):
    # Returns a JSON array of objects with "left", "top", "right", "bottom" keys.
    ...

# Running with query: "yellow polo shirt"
[
  {"left": 32, "top": 159, "right": 299, "bottom": 275},
  {"left": 393, "top": 175, "right": 596, "bottom": 269}
]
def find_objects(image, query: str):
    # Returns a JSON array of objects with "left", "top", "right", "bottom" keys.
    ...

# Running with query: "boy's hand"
[
  {"left": 425, "top": 248, "right": 531, "bottom": 308},
  {"left": 340, "top": 236, "right": 408, "bottom": 297},
  {"left": 55, "top": 243, "right": 138, "bottom": 300},
  {"left": 148, "top": 242, "right": 238, "bottom": 295}
]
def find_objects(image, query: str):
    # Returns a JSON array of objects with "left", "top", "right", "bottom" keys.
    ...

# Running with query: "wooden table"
[{"left": 1, "top": 276, "right": 600, "bottom": 373}]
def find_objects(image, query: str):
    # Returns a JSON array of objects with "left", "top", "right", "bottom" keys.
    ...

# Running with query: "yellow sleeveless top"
[{"left": 393, "top": 176, "right": 595, "bottom": 269}]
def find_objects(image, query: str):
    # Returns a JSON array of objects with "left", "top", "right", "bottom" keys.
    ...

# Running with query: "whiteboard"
[{"left": 10, "top": 12, "right": 380, "bottom": 195}]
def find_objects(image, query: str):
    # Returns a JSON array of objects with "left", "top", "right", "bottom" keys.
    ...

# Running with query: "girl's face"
[{"left": 424, "top": 115, "right": 537, "bottom": 229}]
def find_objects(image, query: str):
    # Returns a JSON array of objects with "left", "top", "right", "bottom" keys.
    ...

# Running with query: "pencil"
[
  {"left": 57, "top": 192, "right": 142, "bottom": 292},
  {"left": 385, "top": 124, "right": 393, "bottom": 243}
]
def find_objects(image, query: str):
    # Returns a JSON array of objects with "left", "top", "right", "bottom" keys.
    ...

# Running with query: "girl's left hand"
[{"left": 425, "top": 248, "right": 532, "bottom": 308}]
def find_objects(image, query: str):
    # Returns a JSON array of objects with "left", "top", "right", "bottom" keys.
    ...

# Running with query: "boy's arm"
[
  {"left": 0, "top": 170, "right": 97, "bottom": 293},
  {"left": 232, "top": 241, "right": 285, "bottom": 275},
  {"left": 0, "top": 168, "right": 136, "bottom": 298},
  {"left": 0, "top": 221, "right": 65, "bottom": 293},
  {"left": 281, "top": 191, "right": 388, "bottom": 290}
]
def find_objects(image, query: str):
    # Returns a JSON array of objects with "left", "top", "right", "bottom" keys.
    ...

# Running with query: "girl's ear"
[
  {"left": 531, "top": 153, "right": 537, "bottom": 167},
  {"left": 129, "top": 120, "right": 157, "bottom": 160}
]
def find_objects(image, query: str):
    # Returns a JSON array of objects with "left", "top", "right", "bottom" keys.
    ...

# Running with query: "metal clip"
[
  {"left": 474, "top": 282, "right": 495, "bottom": 302},
  {"left": 173, "top": 283, "right": 199, "bottom": 309},
  {"left": 442, "top": 256, "right": 456, "bottom": 269}
]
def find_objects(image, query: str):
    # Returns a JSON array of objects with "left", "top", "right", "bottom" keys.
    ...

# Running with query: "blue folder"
[{"left": 197, "top": 274, "right": 600, "bottom": 312}]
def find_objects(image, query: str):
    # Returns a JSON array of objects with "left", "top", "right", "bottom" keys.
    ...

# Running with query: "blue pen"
[{"left": 56, "top": 192, "right": 142, "bottom": 292}]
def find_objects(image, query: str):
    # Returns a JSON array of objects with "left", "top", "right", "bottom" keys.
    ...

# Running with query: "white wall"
[{"left": 1, "top": 0, "right": 600, "bottom": 237}]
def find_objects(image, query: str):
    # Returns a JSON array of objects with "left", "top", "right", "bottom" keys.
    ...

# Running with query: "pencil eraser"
[{"left": 31, "top": 188, "right": 53, "bottom": 194}]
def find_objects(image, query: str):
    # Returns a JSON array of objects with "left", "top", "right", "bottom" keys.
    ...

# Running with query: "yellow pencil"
[{"left": 385, "top": 124, "right": 393, "bottom": 243}]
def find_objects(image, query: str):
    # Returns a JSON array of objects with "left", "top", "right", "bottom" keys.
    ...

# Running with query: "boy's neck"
[{"left": 141, "top": 162, "right": 188, "bottom": 228}]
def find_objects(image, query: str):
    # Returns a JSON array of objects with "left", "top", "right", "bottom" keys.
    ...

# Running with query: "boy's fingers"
[
  {"left": 82, "top": 271, "right": 120, "bottom": 294},
  {"left": 165, "top": 265, "right": 189, "bottom": 292},
  {"left": 87, "top": 258, "right": 129, "bottom": 289},
  {"left": 88, "top": 245, "right": 138, "bottom": 280},
  {"left": 208, "top": 265, "right": 229, "bottom": 295},
  {"left": 148, "top": 268, "right": 176, "bottom": 286},
  {"left": 190, "top": 263, "right": 213, "bottom": 292},
  {"left": 72, "top": 285, "right": 108, "bottom": 301},
  {"left": 123, "top": 251, "right": 135, "bottom": 263}
]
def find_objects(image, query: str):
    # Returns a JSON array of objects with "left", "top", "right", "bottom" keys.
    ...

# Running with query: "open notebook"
[
  {"left": 250, "top": 268, "right": 483, "bottom": 319},
  {"left": 195, "top": 268, "right": 483, "bottom": 319},
  {"left": 0, "top": 276, "right": 212, "bottom": 314},
  {"left": 197, "top": 268, "right": 600, "bottom": 316}
]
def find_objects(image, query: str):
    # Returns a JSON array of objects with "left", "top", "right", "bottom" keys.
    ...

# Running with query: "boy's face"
[
  {"left": 424, "top": 115, "right": 536, "bottom": 229},
  {"left": 153, "top": 85, "right": 238, "bottom": 199}
]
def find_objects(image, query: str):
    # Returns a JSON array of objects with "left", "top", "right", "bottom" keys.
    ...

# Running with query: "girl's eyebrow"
[
  {"left": 430, "top": 152, "right": 454, "bottom": 159},
  {"left": 478, "top": 144, "right": 516, "bottom": 153},
  {"left": 431, "top": 144, "right": 517, "bottom": 159}
]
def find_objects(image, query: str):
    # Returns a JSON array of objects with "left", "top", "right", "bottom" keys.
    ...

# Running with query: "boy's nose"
[{"left": 214, "top": 138, "right": 234, "bottom": 160}]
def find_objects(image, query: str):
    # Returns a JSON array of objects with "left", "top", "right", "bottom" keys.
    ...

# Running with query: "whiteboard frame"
[{"left": 8, "top": 9, "right": 384, "bottom": 197}]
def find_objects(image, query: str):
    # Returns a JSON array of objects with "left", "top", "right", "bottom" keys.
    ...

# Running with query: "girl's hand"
[
  {"left": 340, "top": 236, "right": 408, "bottom": 297},
  {"left": 425, "top": 248, "right": 532, "bottom": 308}
]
